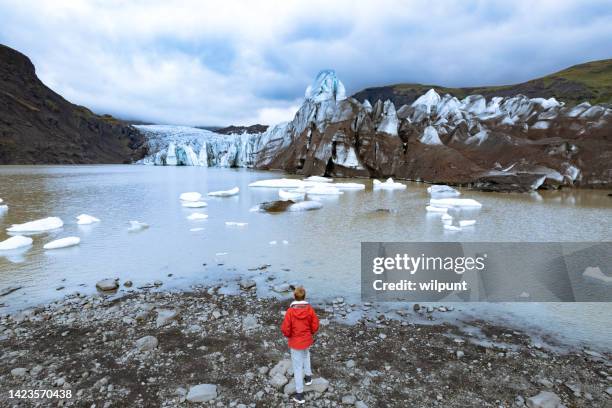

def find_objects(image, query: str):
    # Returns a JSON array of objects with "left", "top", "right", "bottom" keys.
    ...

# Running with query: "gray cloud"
[{"left": 0, "top": 0, "right": 610, "bottom": 126}]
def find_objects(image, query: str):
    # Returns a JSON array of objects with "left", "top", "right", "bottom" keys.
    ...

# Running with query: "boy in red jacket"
[{"left": 281, "top": 286, "right": 319, "bottom": 404}]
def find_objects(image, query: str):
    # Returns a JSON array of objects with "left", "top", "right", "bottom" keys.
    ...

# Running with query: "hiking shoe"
[
  {"left": 292, "top": 393, "right": 305, "bottom": 404},
  {"left": 304, "top": 375, "right": 312, "bottom": 386}
]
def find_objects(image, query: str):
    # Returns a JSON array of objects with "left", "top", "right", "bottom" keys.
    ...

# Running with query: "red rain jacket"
[{"left": 281, "top": 301, "right": 319, "bottom": 350}]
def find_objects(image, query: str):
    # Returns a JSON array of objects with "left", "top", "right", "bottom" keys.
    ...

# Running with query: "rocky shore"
[{"left": 1, "top": 281, "right": 611, "bottom": 407}]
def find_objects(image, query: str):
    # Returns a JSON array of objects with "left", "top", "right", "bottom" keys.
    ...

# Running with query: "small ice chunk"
[
  {"left": 279, "top": 189, "right": 305, "bottom": 201},
  {"left": 182, "top": 201, "right": 207, "bottom": 208},
  {"left": 443, "top": 224, "right": 462, "bottom": 231},
  {"left": 128, "top": 221, "right": 149, "bottom": 232},
  {"left": 249, "top": 179, "right": 305, "bottom": 188},
  {"left": 306, "top": 185, "right": 343, "bottom": 195},
  {"left": 582, "top": 266, "right": 612, "bottom": 284},
  {"left": 0, "top": 204, "right": 8, "bottom": 212},
  {"left": 425, "top": 206, "right": 448, "bottom": 213},
  {"left": 76, "top": 214, "right": 100, "bottom": 225},
  {"left": 215, "top": 252, "right": 228, "bottom": 256},
  {"left": 429, "top": 198, "right": 482, "bottom": 208},
  {"left": 373, "top": 178, "right": 407, "bottom": 190},
  {"left": 7, "top": 217, "right": 63, "bottom": 233},
  {"left": 269, "top": 240, "right": 277, "bottom": 245},
  {"left": 305, "top": 176, "right": 332, "bottom": 183},
  {"left": 282, "top": 240, "right": 289, "bottom": 245},
  {"left": 180, "top": 192, "right": 202, "bottom": 202},
  {"left": 0, "top": 235, "right": 33, "bottom": 250},
  {"left": 427, "top": 185, "right": 460, "bottom": 197},
  {"left": 187, "top": 213, "right": 208, "bottom": 220},
  {"left": 441, "top": 214, "right": 453, "bottom": 225},
  {"left": 190, "top": 227, "right": 204, "bottom": 232},
  {"left": 288, "top": 201, "right": 323, "bottom": 211},
  {"left": 208, "top": 187, "right": 239, "bottom": 197},
  {"left": 225, "top": 221, "right": 248, "bottom": 227},
  {"left": 43, "top": 236, "right": 80, "bottom": 250},
  {"left": 459, "top": 220, "right": 476, "bottom": 227},
  {"left": 333, "top": 182, "right": 365, "bottom": 190}
]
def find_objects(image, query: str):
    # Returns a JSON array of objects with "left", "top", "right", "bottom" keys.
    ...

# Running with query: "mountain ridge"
[
  {"left": 353, "top": 59, "right": 612, "bottom": 108},
  {"left": 0, "top": 44, "right": 146, "bottom": 164}
]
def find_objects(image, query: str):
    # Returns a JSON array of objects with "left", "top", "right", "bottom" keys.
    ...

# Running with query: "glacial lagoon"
[{"left": 0, "top": 165, "right": 611, "bottom": 350}]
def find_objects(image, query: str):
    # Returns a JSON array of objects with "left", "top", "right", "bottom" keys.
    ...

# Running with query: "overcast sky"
[{"left": 1, "top": 0, "right": 611, "bottom": 126}]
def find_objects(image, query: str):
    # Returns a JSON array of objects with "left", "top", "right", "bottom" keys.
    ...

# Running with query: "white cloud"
[{"left": 0, "top": 0, "right": 610, "bottom": 125}]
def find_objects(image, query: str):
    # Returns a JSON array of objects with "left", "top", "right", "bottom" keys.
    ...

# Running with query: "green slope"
[{"left": 353, "top": 59, "right": 612, "bottom": 107}]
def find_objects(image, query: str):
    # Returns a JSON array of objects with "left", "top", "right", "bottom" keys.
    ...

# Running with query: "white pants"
[{"left": 290, "top": 347, "right": 312, "bottom": 393}]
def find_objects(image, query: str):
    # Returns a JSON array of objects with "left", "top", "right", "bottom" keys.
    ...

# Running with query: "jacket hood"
[{"left": 290, "top": 301, "right": 312, "bottom": 319}]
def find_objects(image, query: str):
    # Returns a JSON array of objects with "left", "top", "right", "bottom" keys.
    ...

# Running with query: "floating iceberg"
[
  {"left": 333, "top": 182, "right": 366, "bottom": 190},
  {"left": 182, "top": 201, "right": 207, "bottom": 208},
  {"left": 269, "top": 240, "right": 277, "bottom": 245},
  {"left": 190, "top": 227, "right": 204, "bottom": 232},
  {"left": 305, "top": 176, "right": 332, "bottom": 183},
  {"left": 305, "top": 185, "right": 343, "bottom": 195},
  {"left": 225, "top": 221, "right": 248, "bottom": 227},
  {"left": 43, "top": 236, "right": 80, "bottom": 250},
  {"left": 373, "top": 178, "right": 407, "bottom": 190},
  {"left": 459, "top": 220, "right": 476, "bottom": 227},
  {"left": 249, "top": 178, "right": 305, "bottom": 188},
  {"left": 282, "top": 240, "right": 289, "bottom": 245},
  {"left": 180, "top": 192, "right": 203, "bottom": 202},
  {"left": 288, "top": 201, "right": 323, "bottom": 211},
  {"left": 0, "top": 235, "right": 33, "bottom": 250},
  {"left": 187, "top": 213, "right": 208, "bottom": 220},
  {"left": 427, "top": 185, "right": 460, "bottom": 197},
  {"left": 128, "top": 221, "right": 149, "bottom": 232},
  {"left": 443, "top": 224, "right": 462, "bottom": 231},
  {"left": 76, "top": 214, "right": 100, "bottom": 225},
  {"left": 429, "top": 198, "right": 482, "bottom": 208},
  {"left": 441, "top": 214, "right": 453, "bottom": 225},
  {"left": 425, "top": 205, "right": 448, "bottom": 213},
  {"left": 279, "top": 189, "right": 305, "bottom": 201},
  {"left": 0, "top": 204, "right": 7, "bottom": 212},
  {"left": 208, "top": 187, "right": 239, "bottom": 197},
  {"left": 7, "top": 217, "right": 63, "bottom": 233}
]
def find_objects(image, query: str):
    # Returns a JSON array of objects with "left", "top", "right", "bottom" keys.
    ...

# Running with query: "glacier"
[{"left": 136, "top": 69, "right": 612, "bottom": 191}]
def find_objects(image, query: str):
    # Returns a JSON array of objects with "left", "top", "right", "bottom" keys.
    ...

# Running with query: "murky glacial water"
[{"left": 0, "top": 165, "right": 610, "bottom": 350}]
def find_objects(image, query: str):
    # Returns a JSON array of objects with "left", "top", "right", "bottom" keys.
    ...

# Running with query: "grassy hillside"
[{"left": 353, "top": 59, "right": 612, "bottom": 107}]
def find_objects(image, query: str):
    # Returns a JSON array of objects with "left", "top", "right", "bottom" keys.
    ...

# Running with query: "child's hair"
[{"left": 294, "top": 286, "right": 306, "bottom": 301}]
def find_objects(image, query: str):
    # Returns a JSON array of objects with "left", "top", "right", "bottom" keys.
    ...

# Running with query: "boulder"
[
  {"left": 11, "top": 367, "right": 27, "bottom": 377},
  {"left": 239, "top": 279, "right": 256, "bottom": 290},
  {"left": 186, "top": 384, "right": 217, "bottom": 402},
  {"left": 526, "top": 391, "right": 562, "bottom": 408},
  {"left": 269, "top": 359, "right": 292, "bottom": 378},
  {"left": 341, "top": 394, "right": 356, "bottom": 404},
  {"left": 283, "top": 377, "right": 329, "bottom": 395},
  {"left": 269, "top": 373, "right": 288, "bottom": 389},
  {"left": 156, "top": 309, "right": 178, "bottom": 327},
  {"left": 242, "top": 315, "right": 259, "bottom": 331},
  {"left": 134, "top": 336, "right": 158, "bottom": 352},
  {"left": 95, "top": 279, "right": 119, "bottom": 292}
]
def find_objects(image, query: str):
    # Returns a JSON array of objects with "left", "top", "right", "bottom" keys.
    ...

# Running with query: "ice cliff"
[{"left": 139, "top": 70, "right": 612, "bottom": 191}]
